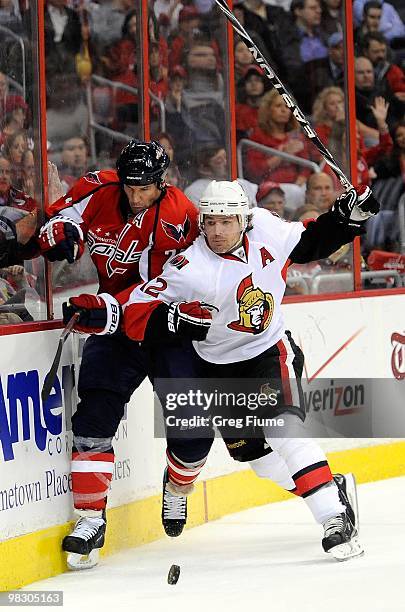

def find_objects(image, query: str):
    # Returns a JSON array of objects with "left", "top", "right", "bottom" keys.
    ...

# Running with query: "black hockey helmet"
[{"left": 116, "top": 140, "right": 170, "bottom": 188}]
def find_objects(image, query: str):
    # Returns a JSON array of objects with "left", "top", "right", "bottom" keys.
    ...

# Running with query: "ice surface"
[{"left": 22, "top": 477, "right": 405, "bottom": 612}]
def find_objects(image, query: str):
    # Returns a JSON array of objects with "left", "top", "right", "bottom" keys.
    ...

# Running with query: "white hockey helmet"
[{"left": 198, "top": 180, "right": 250, "bottom": 231}]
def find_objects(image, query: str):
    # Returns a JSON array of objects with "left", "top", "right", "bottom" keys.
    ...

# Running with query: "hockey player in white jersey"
[{"left": 66, "top": 180, "right": 379, "bottom": 560}]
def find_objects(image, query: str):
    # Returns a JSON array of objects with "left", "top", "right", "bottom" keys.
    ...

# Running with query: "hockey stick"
[
  {"left": 41, "top": 312, "right": 81, "bottom": 403},
  {"left": 214, "top": 0, "right": 353, "bottom": 191}
]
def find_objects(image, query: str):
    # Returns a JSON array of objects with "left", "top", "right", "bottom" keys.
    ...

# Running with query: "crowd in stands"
[{"left": 0, "top": 0, "right": 404, "bottom": 311}]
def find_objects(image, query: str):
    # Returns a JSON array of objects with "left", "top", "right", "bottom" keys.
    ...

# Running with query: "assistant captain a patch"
[{"left": 227, "top": 273, "right": 274, "bottom": 334}]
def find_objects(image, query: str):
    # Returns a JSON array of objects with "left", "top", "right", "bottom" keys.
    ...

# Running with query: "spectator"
[
  {"left": 0, "top": 154, "right": 36, "bottom": 212},
  {"left": 0, "top": 0, "right": 22, "bottom": 33},
  {"left": 320, "top": 0, "right": 342, "bottom": 37},
  {"left": 168, "top": 5, "right": 202, "bottom": 70},
  {"left": 88, "top": 0, "right": 134, "bottom": 50},
  {"left": 354, "top": 56, "right": 403, "bottom": 138},
  {"left": 236, "top": 65, "right": 268, "bottom": 140},
  {"left": 154, "top": 0, "right": 183, "bottom": 37},
  {"left": 304, "top": 31, "right": 345, "bottom": 102},
  {"left": 353, "top": 0, "right": 405, "bottom": 42},
  {"left": 100, "top": 11, "right": 138, "bottom": 131},
  {"left": 21, "top": 149, "right": 35, "bottom": 198},
  {"left": 286, "top": 205, "right": 323, "bottom": 293},
  {"left": 150, "top": 41, "right": 169, "bottom": 101},
  {"left": 149, "top": 10, "right": 169, "bottom": 73},
  {"left": 75, "top": 9, "right": 97, "bottom": 83},
  {"left": 355, "top": 0, "right": 383, "bottom": 48},
  {"left": 304, "top": 171, "right": 336, "bottom": 211},
  {"left": 46, "top": 73, "right": 89, "bottom": 152},
  {"left": 234, "top": 39, "right": 255, "bottom": 82},
  {"left": 245, "top": 89, "right": 312, "bottom": 212},
  {"left": 0, "top": 106, "right": 28, "bottom": 147},
  {"left": 293, "top": 203, "right": 323, "bottom": 220},
  {"left": 232, "top": 3, "right": 278, "bottom": 70},
  {"left": 279, "top": 0, "right": 328, "bottom": 111},
  {"left": 2, "top": 129, "right": 28, "bottom": 187},
  {"left": 256, "top": 181, "right": 286, "bottom": 217},
  {"left": 312, "top": 85, "right": 345, "bottom": 146},
  {"left": 361, "top": 32, "right": 405, "bottom": 102},
  {"left": 374, "top": 119, "right": 405, "bottom": 183},
  {"left": 0, "top": 71, "right": 26, "bottom": 125},
  {"left": 6, "top": 100, "right": 28, "bottom": 131},
  {"left": 182, "top": 38, "right": 224, "bottom": 103},
  {"left": 238, "top": 0, "right": 289, "bottom": 76},
  {"left": 156, "top": 131, "right": 184, "bottom": 188},
  {"left": 184, "top": 144, "right": 258, "bottom": 204},
  {"left": 327, "top": 97, "right": 393, "bottom": 186},
  {"left": 165, "top": 64, "right": 195, "bottom": 173},
  {"left": 44, "top": 0, "right": 82, "bottom": 76},
  {"left": 0, "top": 154, "right": 38, "bottom": 274},
  {"left": 176, "top": 40, "right": 226, "bottom": 154},
  {"left": 59, "top": 136, "right": 89, "bottom": 190}
]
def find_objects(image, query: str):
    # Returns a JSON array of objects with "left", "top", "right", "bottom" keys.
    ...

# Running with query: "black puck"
[{"left": 167, "top": 564, "right": 180, "bottom": 585}]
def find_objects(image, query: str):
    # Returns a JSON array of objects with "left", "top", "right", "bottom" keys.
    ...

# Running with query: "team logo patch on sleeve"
[
  {"left": 161, "top": 215, "right": 191, "bottom": 243},
  {"left": 169, "top": 254, "right": 189, "bottom": 269},
  {"left": 227, "top": 273, "right": 274, "bottom": 334}
]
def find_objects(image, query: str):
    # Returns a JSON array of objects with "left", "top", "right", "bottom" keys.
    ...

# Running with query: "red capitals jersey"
[{"left": 46, "top": 170, "right": 199, "bottom": 295}]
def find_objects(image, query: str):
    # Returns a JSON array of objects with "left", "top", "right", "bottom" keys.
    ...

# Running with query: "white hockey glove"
[{"left": 332, "top": 185, "right": 380, "bottom": 228}]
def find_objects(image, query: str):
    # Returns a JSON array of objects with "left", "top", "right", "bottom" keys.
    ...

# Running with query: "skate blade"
[
  {"left": 66, "top": 549, "right": 100, "bottom": 570},
  {"left": 344, "top": 472, "right": 360, "bottom": 533},
  {"left": 329, "top": 537, "right": 364, "bottom": 561}
]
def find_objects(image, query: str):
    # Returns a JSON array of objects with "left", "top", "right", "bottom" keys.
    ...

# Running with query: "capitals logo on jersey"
[
  {"left": 161, "top": 215, "right": 191, "bottom": 243},
  {"left": 227, "top": 274, "right": 274, "bottom": 334}
]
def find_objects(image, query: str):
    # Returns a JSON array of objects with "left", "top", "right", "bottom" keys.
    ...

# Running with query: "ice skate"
[
  {"left": 322, "top": 511, "right": 364, "bottom": 561},
  {"left": 162, "top": 468, "right": 188, "bottom": 537},
  {"left": 62, "top": 510, "right": 106, "bottom": 570}
]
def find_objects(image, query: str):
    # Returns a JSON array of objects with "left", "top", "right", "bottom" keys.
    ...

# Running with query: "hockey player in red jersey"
[
  {"left": 66, "top": 180, "right": 380, "bottom": 560},
  {"left": 40, "top": 141, "right": 199, "bottom": 292},
  {"left": 39, "top": 140, "right": 206, "bottom": 570}
]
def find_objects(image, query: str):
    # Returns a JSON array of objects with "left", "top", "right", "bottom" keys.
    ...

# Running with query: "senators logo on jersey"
[
  {"left": 228, "top": 274, "right": 274, "bottom": 334},
  {"left": 161, "top": 216, "right": 191, "bottom": 243}
]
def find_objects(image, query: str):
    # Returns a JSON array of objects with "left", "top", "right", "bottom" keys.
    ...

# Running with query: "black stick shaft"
[
  {"left": 214, "top": 0, "right": 353, "bottom": 190},
  {"left": 41, "top": 313, "right": 80, "bottom": 403}
]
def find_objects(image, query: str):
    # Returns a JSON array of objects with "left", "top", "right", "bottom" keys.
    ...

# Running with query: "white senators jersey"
[{"left": 123, "top": 208, "right": 305, "bottom": 364}]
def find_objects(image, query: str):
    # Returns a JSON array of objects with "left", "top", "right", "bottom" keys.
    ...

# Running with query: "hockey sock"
[
  {"left": 71, "top": 436, "right": 114, "bottom": 511},
  {"left": 264, "top": 435, "right": 334, "bottom": 494},
  {"left": 249, "top": 452, "right": 296, "bottom": 491},
  {"left": 303, "top": 481, "right": 346, "bottom": 524},
  {"left": 166, "top": 449, "right": 207, "bottom": 488}
]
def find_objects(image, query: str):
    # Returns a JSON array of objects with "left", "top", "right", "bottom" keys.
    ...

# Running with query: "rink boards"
[{"left": 0, "top": 291, "right": 404, "bottom": 590}]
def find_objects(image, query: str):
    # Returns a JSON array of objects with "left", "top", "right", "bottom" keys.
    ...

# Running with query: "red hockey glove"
[
  {"left": 167, "top": 301, "right": 214, "bottom": 341},
  {"left": 39, "top": 216, "right": 84, "bottom": 263},
  {"left": 332, "top": 186, "right": 380, "bottom": 228},
  {"left": 62, "top": 293, "right": 121, "bottom": 335}
]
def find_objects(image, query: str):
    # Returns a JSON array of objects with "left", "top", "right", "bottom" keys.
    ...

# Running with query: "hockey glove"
[
  {"left": 62, "top": 293, "right": 121, "bottom": 335},
  {"left": 332, "top": 185, "right": 380, "bottom": 228},
  {"left": 39, "top": 216, "right": 84, "bottom": 263},
  {"left": 167, "top": 301, "right": 214, "bottom": 341}
]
